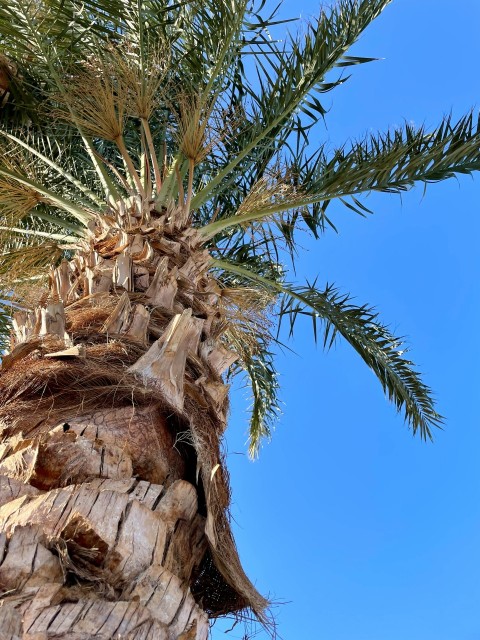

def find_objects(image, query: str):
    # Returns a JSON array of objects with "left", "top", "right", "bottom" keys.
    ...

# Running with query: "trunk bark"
[
  {"left": 0, "top": 403, "right": 208, "bottom": 639},
  {"left": 0, "top": 206, "right": 267, "bottom": 638}
]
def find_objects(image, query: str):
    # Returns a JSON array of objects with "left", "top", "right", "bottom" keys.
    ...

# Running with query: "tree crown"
[{"left": 2, "top": 0, "right": 479, "bottom": 455}]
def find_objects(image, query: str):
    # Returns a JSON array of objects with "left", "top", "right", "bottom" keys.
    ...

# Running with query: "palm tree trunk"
[
  {"left": 0, "top": 469, "right": 208, "bottom": 639},
  {"left": 0, "top": 206, "right": 267, "bottom": 638}
]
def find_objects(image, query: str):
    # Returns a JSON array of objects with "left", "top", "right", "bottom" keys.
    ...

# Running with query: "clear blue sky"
[{"left": 213, "top": 2, "right": 480, "bottom": 639}]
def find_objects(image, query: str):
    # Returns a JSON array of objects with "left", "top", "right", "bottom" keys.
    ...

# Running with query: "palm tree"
[{"left": 1, "top": 0, "right": 479, "bottom": 637}]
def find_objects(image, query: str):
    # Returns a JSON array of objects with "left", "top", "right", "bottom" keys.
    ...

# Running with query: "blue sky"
[{"left": 213, "top": 2, "right": 480, "bottom": 639}]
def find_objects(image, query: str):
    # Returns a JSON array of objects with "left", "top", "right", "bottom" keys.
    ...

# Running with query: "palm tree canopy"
[{"left": 1, "top": 0, "right": 479, "bottom": 456}]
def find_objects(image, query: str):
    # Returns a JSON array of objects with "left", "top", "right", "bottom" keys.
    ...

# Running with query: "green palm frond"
[
  {"left": 0, "top": 209, "right": 74, "bottom": 289},
  {"left": 215, "top": 259, "right": 443, "bottom": 442},
  {"left": 192, "top": 0, "right": 391, "bottom": 209},
  {"left": 0, "top": 130, "right": 105, "bottom": 207},
  {"left": 278, "top": 282, "right": 443, "bottom": 441},
  {"left": 201, "top": 114, "right": 480, "bottom": 239},
  {"left": 218, "top": 273, "right": 282, "bottom": 458},
  {"left": 0, "top": 243, "right": 63, "bottom": 287},
  {"left": 0, "top": 296, "right": 12, "bottom": 353},
  {"left": 314, "top": 113, "right": 480, "bottom": 199},
  {"left": 239, "top": 343, "right": 280, "bottom": 458},
  {"left": 0, "top": 165, "right": 96, "bottom": 226}
]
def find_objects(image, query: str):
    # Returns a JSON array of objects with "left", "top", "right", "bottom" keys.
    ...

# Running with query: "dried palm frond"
[
  {"left": 219, "top": 286, "right": 274, "bottom": 351},
  {"left": 11, "top": 281, "right": 49, "bottom": 309},
  {"left": 0, "top": 179, "right": 43, "bottom": 227},
  {"left": 0, "top": 146, "right": 44, "bottom": 229},
  {"left": 114, "top": 43, "right": 168, "bottom": 121},
  {"left": 53, "top": 54, "right": 130, "bottom": 143},
  {"left": 172, "top": 93, "right": 224, "bottom": 165},
  {"left": 0, "top": 243, "right": 62, "bottom": 292}
]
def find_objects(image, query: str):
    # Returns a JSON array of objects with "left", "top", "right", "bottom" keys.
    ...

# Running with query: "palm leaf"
[
  {"left": 214, "top": 259, "right": 443, "bottom": 442},
  {"left": 201, "top": 113, "right": 480, "bottom": 238},
  {"left": 0, "top": 297, "right": 12, "bottom": 354},
  {"left": 0, "top": 166, "right": 95, "bottom": 226},
  {"left": 192, "top": 0, "right": 392, "bottom": 209},
  {"left": 0, "top": 130, "right": 105, "bottom": 207}
]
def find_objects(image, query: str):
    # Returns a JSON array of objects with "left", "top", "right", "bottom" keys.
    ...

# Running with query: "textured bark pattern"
[
  {"left": 0, "top": 206, "right": 268, "bottom": 638},
  {"left": 0, "top": 455, "right": 208, "bottom": 639},
  {"left": 0, "top": 406, "right": 185, "bottom": 491}
]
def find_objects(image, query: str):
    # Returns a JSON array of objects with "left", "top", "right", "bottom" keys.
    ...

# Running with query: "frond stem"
[
  {"left": 115, "top": 135, "right": 145, "bottom": 196},
  {"left": 175, "top": 163, "right": 185, "bottom": 204},
  {"left": 0, "top": 226, "right": 77, "bottom": 242},
  {"left": 185, "top": 158, "right": 195, "bottom": 216},
  {"left": 142, "top": 118, "right": 162, "bottom": 192}
]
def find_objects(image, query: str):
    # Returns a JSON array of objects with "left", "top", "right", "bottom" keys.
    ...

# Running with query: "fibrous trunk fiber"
[{"left": 0, "top": 205, "right": 267, "bottom": 638}]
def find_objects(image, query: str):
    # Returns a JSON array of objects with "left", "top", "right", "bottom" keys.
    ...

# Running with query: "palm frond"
[
  {"left": 215, "top": 259, "right": 443, "bottom": 442},
  {"left": 0, "top": 296, "right": 12, "bottom": 354},
  {"left": 0, "top": 208, "right": 75, "bottom": 287},
  {"left": 314, "top": 113, "right": 480, "bottom": 200},
  {"left": 192, "top": 0, "right": 391, "bottom": 209},
  {"left": 0, "top": 130, "right": 105, "bottom": 207},
  {"left": 237, "top": 342, "right": 280, "bottom": 459},
  {"left": 201, "top": 113, "right": 480, "bottom": 238},
  {"left": 0, "top": 242, "right": 64, "bottom": 287},
  {"left": 219, "top": 280, "right": 281, "bottom": 459},
  {"left": 0, "top": 165, "right": 96, "bottom": 226}
]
